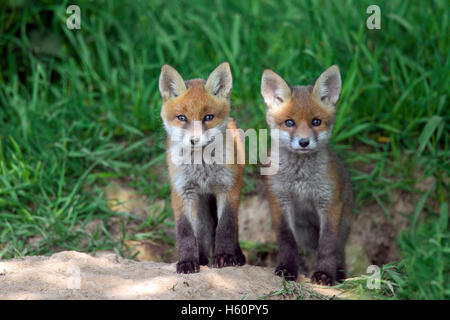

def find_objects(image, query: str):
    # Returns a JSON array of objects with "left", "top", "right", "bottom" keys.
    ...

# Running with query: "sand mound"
[{"left": 0, "top": 251, "right": 349, "bottom": 300}]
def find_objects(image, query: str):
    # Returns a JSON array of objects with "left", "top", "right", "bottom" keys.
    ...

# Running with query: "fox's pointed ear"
[
  {"left": 205, "top": 62, "right": 232, "bottom": 99},
  {"left": 312, "top": 65, "right": 341, "bottom": 109},
  {"left": 159, "top": 64, "right": 187, "bottom": 103},
  {"left": 261, "top": 69, "right": 292, "bottom": 109}
]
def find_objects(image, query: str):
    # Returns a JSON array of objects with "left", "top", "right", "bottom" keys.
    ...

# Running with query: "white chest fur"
[
  {"left": 172, "top": 163, "right": 234, "bottom": 196},
  {"left": 270, "top": 149, "right": 333, "bottom": 208}
]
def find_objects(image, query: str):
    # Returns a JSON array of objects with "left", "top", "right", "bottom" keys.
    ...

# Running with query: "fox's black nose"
[
  {"left": 190, "top": 137, "right": 200, "bottom": 145},
  {"left": 299, "top": 138, "right": 309, "bottom": 148}
]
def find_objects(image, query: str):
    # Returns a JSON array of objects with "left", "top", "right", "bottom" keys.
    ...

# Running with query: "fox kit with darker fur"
[
  {"left": 159, "top": 62, "right": 246, "bottom": 274},
  {"left": 261, "top": 65, "right": 353, "bottom": 285}
]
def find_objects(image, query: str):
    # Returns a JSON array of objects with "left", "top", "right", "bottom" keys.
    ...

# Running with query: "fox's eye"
[
  {"left": 177, "top": 115, "right": 187, "bottom": 122},
  {"left": 203, "top": 114, "right": 214, "bottom": 122},
  {"left": 312, "top": 119, "right": 321, "bottom": 126},
  {"left": 285, "top": 119, "right": 295, "bottom": 127}
]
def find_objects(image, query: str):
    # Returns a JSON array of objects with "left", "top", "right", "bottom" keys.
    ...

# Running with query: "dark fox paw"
[
  {"left": 336, "top": 269, "right": 347, "bottom": 283},
  {"left": 235, "top": 251, "right": 246, "bottom": 266},
  {"left": 199, "top": 255, "right": 209, "bottom": 266},
  {"left": 176, "top": 260, "right": 200, "bottom": 274},
  {"left": 311, "top": 271, "right": 334, "bottom": 286},
  {"left": 212, "top": 253, "right": 245, "bottom": 268},
  {"left": 275, "top": 264, "right": 298, "bottom": 281}
]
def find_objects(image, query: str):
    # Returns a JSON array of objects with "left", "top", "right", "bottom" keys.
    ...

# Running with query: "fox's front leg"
[
  {"left": 269, "top": 192, "right": 299, "bottom": 281},
  {"left": 172, "top": 190, "right": 200, "bottom": 274},
  {"left": 212, "top": 190, "right": 246, "bottom": 268},
  {"left": 312, "top": 203, "right": 341, "bottom": 285}
]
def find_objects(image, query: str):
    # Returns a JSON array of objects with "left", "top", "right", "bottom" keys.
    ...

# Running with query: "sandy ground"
[
  {"left": 0, "top": 251, "right": 349, "bottom": 300},
  {"left": 1, "top": 180, "right": 416, "bottom": 300}
]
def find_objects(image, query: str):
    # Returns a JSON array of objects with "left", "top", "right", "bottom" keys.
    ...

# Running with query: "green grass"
[
  {"left": 338, "top": 204, "right": 449, "bottom": 300},
  {"left": 257, "top": 275, "right": 339, "bottom": 300},
  {"left": 0, "top": 0, "right": 448, "bottom": 299}
]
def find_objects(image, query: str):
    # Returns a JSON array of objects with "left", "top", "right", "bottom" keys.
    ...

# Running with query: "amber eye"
[
  {"left": 177, "top": 115, "right": 187, "bottom": 122},
  {"left": 312, "top": 119, "right": 321, "bottom": 126},
  {"left": 285, "top": 119, "right": 295, "bottom": 127},
  {"left": 203, "top": 114, "right": 214, "bottom": 122}
]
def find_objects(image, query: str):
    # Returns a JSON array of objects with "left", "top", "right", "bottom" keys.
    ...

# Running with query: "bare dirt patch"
[
  {"left": 100, "top": 181, "right": 427, "bottom": 282},
  {"left": 0, "top": 251, "right": 350, "bottom": 300}
]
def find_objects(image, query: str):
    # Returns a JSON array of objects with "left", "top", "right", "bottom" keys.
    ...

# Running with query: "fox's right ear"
[
  {"left": 312, "top": 65, "right": 341, "bottom": 110},
  {"left": 205, "top": 62, "right": 233, "bottom": 99},
  {"left": 261, "top": 69, "right": 291, "bottom": 109},
  {"left": 159, "top": 64, "right": 187, "bottom": 103}
]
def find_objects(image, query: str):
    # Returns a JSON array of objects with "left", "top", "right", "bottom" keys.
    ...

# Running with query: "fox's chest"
[
  {"left": 280, "top": 172, "right": 331, "bottom": 202},
  {"left": 172, "top": 164, "right": 234, "bottom": 195},
  {"left": 273, "top": 153, "right": 333, "bottom": 204},
  {"left": 291, "top": 178, "right": 333, "bottom": 209}
]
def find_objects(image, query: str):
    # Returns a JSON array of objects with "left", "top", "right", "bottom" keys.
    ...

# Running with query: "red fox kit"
[
  {"left": 261, "top": 65, "right": 353, "bottom": 285},
  {"left": 159, "top": 62, "right": 246, "bottom": 274}
]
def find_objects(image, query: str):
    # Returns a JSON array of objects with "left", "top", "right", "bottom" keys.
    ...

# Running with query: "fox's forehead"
[
  {"left": 291, "top": 85, "right": 314, "bottom": 101},
  {"left": 165, "top": 86, "right": 227, "bottom": 110},
  {"left": 162, "top": 83, "right": 230, "bottom": 120},
  {"left": 271, "top": 86, "right": 333, "bottom": 120},
  {"left": 185, "top": 78, "right": 206, "bottom": 88}
]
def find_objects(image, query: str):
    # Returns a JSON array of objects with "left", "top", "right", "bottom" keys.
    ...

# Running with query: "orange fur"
[
  {"left": 262, "top": 66, "right": 352, "bottom": 283},
  {"left": 166, "top": 117, "right": 244, "bottom": 237},
  {"left": 161, "top": 80, "right": 230, "bottom": 130},
  {"left": 160, "top": 63, "right": 246, "bottom": 271},
  {"left": 266, "top": 87, "right": 335, "bottom": 138}
]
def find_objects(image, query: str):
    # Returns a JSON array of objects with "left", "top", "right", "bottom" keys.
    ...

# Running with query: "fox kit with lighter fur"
[
  {"left": 159, "top": 62, "right": 246, "bottom": 274},
  {"left": 261, "top": 65, "right": 353, "bottom": 285}
]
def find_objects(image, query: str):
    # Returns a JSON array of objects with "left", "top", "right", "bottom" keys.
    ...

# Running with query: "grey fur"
[
  {"left": 172, "top": 162, "right": 234, "bottom": 197},
  {"left": 161, "top": 63, "right": 244, "bottom": 273},
  {"left": 265, "top": 81, "right": 353, "bottom": 283},
  {"left": 171, "top": 161, "right": 236, "bottom": 271},
  {"left": 262, "top": 68, "right": 352, "bottom": 283},
  {"left": 268, "top": 144, "right": 352, "bottom": 282}
]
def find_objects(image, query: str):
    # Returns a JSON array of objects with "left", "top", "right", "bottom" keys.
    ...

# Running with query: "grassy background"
[{"left": 0, "top": 0, "right": 448, "bottom": 299}]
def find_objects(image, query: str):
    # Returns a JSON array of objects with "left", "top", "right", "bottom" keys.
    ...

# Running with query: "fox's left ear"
[
  {"left": 312, "top": 65, "right": 341, "bottom": 109},
  {"left": 205, "top": 62, "right": 232, "bottom": 99}
]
